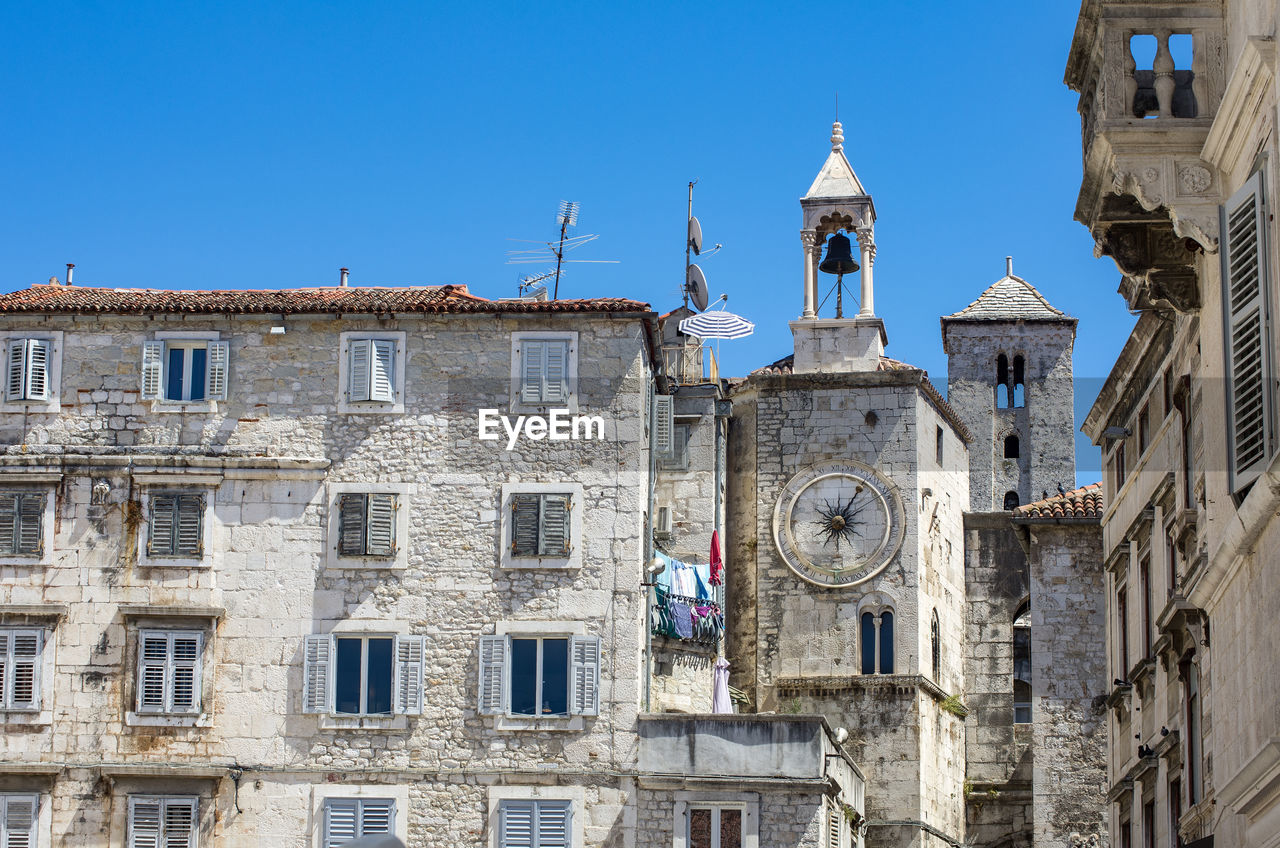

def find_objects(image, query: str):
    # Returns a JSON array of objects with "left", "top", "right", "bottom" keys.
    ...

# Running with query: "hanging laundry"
[
  {"left": 668, "top": 597, "right": 694, "bottom": 639},
  {"left": 710, "top": 531, "right": 724, "bottom": 586}
]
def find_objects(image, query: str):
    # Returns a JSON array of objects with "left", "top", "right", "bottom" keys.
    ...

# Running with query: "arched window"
[
  {"left": 860, "top": 612, "right": 876, "bottom": 675},
  {"left": 996, "top": 354, "right": 1010, "bottom": 409},
  {"left": 879, "top": 611, "right": 895, "bottom": 674},
  {"left": 1003, "top": 490, "right": 1020, "bottom": 510},
  {"left": 1013, "top": 355, "right": 1026, "bottom": 408},
  {"left": 860, "top": 605, "right": 895, "bottom": 675},
  {"left": 931, "top": 610, "right": 941, "bottom": 681},
  {"left": 1013, "top": 601, "right": 1031, "bottom": 723},
  {"left": 1004, "top": 434, "right": 1020, "bottom": 459}
]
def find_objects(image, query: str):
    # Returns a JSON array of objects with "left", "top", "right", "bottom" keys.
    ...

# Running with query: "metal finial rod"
[{"left": 1006, "top": 256, "right": 1014, "bottom": 277}]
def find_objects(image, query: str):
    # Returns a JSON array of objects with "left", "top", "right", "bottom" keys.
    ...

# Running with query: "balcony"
[{"left": 663, "top": 342, "right": 719, "bottom": 387}]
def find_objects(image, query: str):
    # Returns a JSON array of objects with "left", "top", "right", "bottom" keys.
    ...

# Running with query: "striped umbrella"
[{"left": 678, "top": 310, "right": 755, "bottom": 340}]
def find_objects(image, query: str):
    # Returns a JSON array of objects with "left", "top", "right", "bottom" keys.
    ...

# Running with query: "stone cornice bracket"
[{"left": 1109, "top": 161, "right": 1220, "bottom": 252}]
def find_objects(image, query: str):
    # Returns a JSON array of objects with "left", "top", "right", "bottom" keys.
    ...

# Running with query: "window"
[
  {"left": 1114, "top": 441, "right": 1127, "bottom": 492},
  {"left": 1179, "top": 392, "right": 1193, "bottom": 509},
  {"left": 498, "top": 800, "right": 571, "bottom": 848},
  {"left": 1182, "top": 659, "right": 1203, "bottom": 804},
  {"left": 1120, "top": 816, "right": 1132, "bottom": 848},
  {"left": 478, "top": 633, "right": 600, "bottom": 717},
  {"left": 935, "top": 426, "right": 944, "bottom": 464},
  {"left": 338, "top": 494, "right": 397, "bottom": 557},
  {"left": 136, "top": 630, "right": 203, "bottom": 715},
  {"left": 0, "top": 492, "right": 45, "bottom": 556},
  {"left": 147, "top": 494, "right": 205, "bottom": 558},
  {"left": 323, "top": 797, "right": 394, "bottom": 848},
  {"left": 1140, "top": 554, "right": 1153, "bottom": 657},
  {"left": 1139, "top": 403, "right": 1151, "bottom": 454},
  {"left": 0, "top": 629, "right": 42, "bottom": 711},
  {"left": 1163, "top": 367, "right": 1173, "bottom": 419},
  {"left": 826, "top": 801, "right": 842, "bottom": 848},
  {"left": 658, "top": 423, "right": 691, "bottom": 471},
  {"left": 1221, "top": 170, "right": 1274, "bottom": 493},
  {"left": 128, "top": 796, "right": 197, "bottom": 848},
  {"left": 930, "top": 610, "right": 941, "bottom": 682},
  {"left": 1003, "top": 434, "right": 1020, "bottom": 459},
  {"left": 1166, "top": 528, "right": 1179, "bottom": 599},
  {"left": 0, "top": 794, "right": 38, "bottom": 847},
  {"left": 859, "top": 609, "right": 894, "bottom": 675},
  {"left": 1170, "top": 778, "right": 1183, "bottom": 848},
  {"left": 1143, "top": 800, "right": 1156, "bottom": 848},
  {"left": 654, "top": 394, "right": 674, "bottom": 456},
  {"left": 1013, "top": 602, "right": 1031, "bottom": 723},
  {"left": 302, "top": 633, "right": 425, "bottom": 716},
  {"left": 346, "top": 339, "right": 396, "bottom": 403},
  {"left": 996, "top": 354, "right": 1010, "bottom": 409},
  {"left": 1012, "top": 354, "right": 1025, "bottom": 408},
  {"left": 4, "top": 339, "right": 52, "bottom": 402},
  {"left": 511, "top": 494, "right": 572, "bottom": 558},
  {"left": 141, "top": 339, "right": 228, "bottom": 403},
  {"left": 518, "top": 338, "right": 572, "bottom": 405},
  {"left": 689, "top": 806, "right": 743, "bottom": 848},
  {"left": 1117, "top": 586, "right": 1130, "bottom": 676},
  {"left": 1003, "top": 490, "right": 1020, "bottom": 510}
]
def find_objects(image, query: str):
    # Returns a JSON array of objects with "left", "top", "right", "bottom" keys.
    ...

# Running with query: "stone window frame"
[
  {"left": 0, "top": 330, "right": 63, "bottom": 413},
  {"left": 305, "top": 617, "right": 420, "bottom": 732},
  {"left": 670, "top": 790, "right": 760, "bottom": 848},
  {"left": 336, "top": 330, "right": 407, "bottom": 415},
  {"left": 310, "top": 783, "right": 409, "bottom": 848},
  {"left": 135, "top": 476, "right": 220, "bottom": 570},
  {"left": 120, "top": 607, "right": 221, "bottom": 728},
  {"left": 509, "top": 330, "right": 580, "bottom": 414},
  {"left": 0, "top": 606, "right": 62, "bottom": 727},
  {"left": 1013, "top": 598, "right": 1032, "bottom": 724},
  {"left": 857, "top": 593, "right": 895, "bottom": 676},
  {"left": 486, "top": 785, "right": 585, "bottom": 848},
  {"left": 499, "top": 482, "right": 584, "bottom": 570},
  {"left": 0, "top": 475, "right": 58, "bottom": 567},
  {"left": 482, "top": 619, "right": 596, "bottom": 732},
  {"left": 0, "top": 789, "right": 52, "bottom": 848},
  {"left": 325, "top": 482, "right": 413, "bottom": 571},
  {"left": 143, "top": 330, "right": 227, "bottom": 414}
]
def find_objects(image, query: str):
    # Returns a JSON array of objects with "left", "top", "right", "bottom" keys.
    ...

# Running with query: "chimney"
[
  {"left": 339, "top": 267, "right": 350, "bottom": 287},
  {"left": 1006, "top": 256, "right": 1014, "bottom": 277},
  {"left": 66, "top": 263, "right": 75, "bottom": 286}
]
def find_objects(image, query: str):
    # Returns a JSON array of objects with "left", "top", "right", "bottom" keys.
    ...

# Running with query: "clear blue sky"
[{"left": 1, "top": 1, "right": 1126, "bottom": 483}]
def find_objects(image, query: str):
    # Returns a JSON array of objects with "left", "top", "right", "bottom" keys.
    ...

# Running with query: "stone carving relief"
[
  {"left": 1178, "top": 164, "right": 1211, "bottom": 194},
  {"left": 1069, "top": 834, "right": 1102, "bottom": 848}
]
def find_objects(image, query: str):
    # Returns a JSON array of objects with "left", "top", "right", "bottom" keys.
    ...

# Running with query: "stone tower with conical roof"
[{"left": 941, "top": 260, "right": 1078, "bottom": 512}]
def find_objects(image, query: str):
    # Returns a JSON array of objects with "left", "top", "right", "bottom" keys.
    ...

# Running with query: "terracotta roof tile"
[
  {"left": 1014, "top": 482, "right": 1105, "bottom": 521},
  {"left": 0, "top": 283, "right": 650, "bottom": 316}
]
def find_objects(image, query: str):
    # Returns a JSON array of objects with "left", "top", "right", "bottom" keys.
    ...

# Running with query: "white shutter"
[
  {"left": 828, "top": 803, "right": 842, "bottom": 848},
  {"left": 520, "top": 341, "right": 546, "bottom": 404},
  {"left": 141, "top": 341, "right": 164, "bottom": 400},
  {"left": 324, "top": 799, "right": 359, "bottom": 848},
  {"left": 148, "top": 496, "right": 177, "bottom": 557},
  {"left": 539, "top": 495, "right": 570, "bottom": 556},
  {"left": 478, "top": 635, "right": 508, "bottom": 715},
  {"left": 1, "top": 794, "right": 37, "bottom": 848},
  {"left": 303, "top": 635, "right": 333, "bottom": 714},
  {"left": 543, "top": 340, "right": 570, "bottom": 404},
  {"left": 161, "top": 798, "right": 197, "bottom": 848},
  {"left": 370, "top": 340, "right": 395, "bottom": 402},
  {"left": 653, "top": 394, "right": 674, "bottom": 455},
  {"left": 366, "top": 494, "right": 397, "bottom": 557},
  {"left": 569, "top": 635, "right": 601, "bottom": 715},
  {"left": 23, "top": 340, "right": 50, "bottom": 401},
  {"left": 0, "top": 494, "right": 17, "bottom": 555},
  {"left": 174, "top": 495, "right": 204, "bottom": 558},
  {"left": 360, "top": 799, "right": 394, "bottom": 837},
  {"left": 5, "top": 340, "right": 26, "bottom": 401},
  {"left": 128, "top": 797, "right": 162, "bottom": 848},
  {"left": 4, "top": 630, "right": 41, "bottom": 711},
  {"left": 0, "top": 631, "right": 7, "bottom": 707},
  {"left": 500, "top": 801, "right": 535, "bottom": 848},
  {"left": 348, "top": 340, "right": 372, "bottom": 402},
  {"left": 206, "top": 341, "right": 229, "bottom": 401},
  {"left": 138, "top": 632, "right": 170, "bottom": 713},
  {"left": 169, "top": 632, "right": 202, "bottom": 714},
  {"left": 395, "top": 634, "right": 426, "bottom": 715},
  {"left": 1222, "top": 171, "right": 1274, "bottom": 491},
  {"left": 15, "top": 493, "right": 43, "bottom": 556},
  {"left": 536, "top": 801, "right": 571, "bottom": 848}
]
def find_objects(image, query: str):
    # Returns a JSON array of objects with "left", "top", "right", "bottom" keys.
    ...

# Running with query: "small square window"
[
  {"left": 511, "top": 494, "right": 572, "bottom": 557},
  {"left": 0, "top": 492, "right": 46, "bottom": 557},
  {"left": 689, "top": 806, "right": 743, "bottom": 848},
  {"left": 0, "top": 794, "right": 39, "bottom": 846},
  {"left": 511, "top": 332, "right": 578, "bottom": 411},
  {"left": 334, "top": 635, "right": 394, "bottom": 716},
  {"left": 302, "top": 633, "right": 426, "bottom": 717},
  {"left": 147, "top": 494, "right": 205, "bottom": 558},
  {"left": 141, "top": 339, "right": 228, "bottom": 404},
  {"left": 478, "top": 632, "right": 600, "bottom": 718},
  {"left": 510, "top": 637, "right": 569, "bottom": 716},
  {"left": 498, "top": 799, "right": 572, "bottom": 848},
  {"left": 658, "top": 424, "right": 691, "bottom": 471},
  {"left": 136, "top": 630, "right": 204, "bottom": 715},
  {"left": 128, "top": 796, "right": 197, "bottom": 848},
  {"left": 323, "top": 797, "right": 396, "bottom": 848},
  {"left": 4, "top": 339, "right": 53, "bottom": 402},
  {"left": 337, "top": 493, "right": 398, "bottom": 557},
  {"left": 0, "top": 629, "right": 43, "bottom": 711}
]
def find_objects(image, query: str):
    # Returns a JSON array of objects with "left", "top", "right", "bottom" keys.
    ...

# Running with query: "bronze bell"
[{"left": 819, "top": 232, "right": 860, "bottom": 276}]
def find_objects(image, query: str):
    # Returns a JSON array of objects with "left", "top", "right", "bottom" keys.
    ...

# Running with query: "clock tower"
[{"left": 726, "top": 125, "right": 971, "bottom": 848}]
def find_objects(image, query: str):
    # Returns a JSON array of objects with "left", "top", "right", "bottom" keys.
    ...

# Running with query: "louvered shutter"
[
  {"left": 24, "top": 340, "right": 50, "bottom": 401},
  {"left": 394, "top": 634, "right": 426, "bottom": 715},
  {"left": 1222, "top": 171, "right": 1274, "bottom": 491},
  {"left": 569, "top": 635, "right": 600, "bottom": 716},
  {"left": 478, "top": 635, "right": 508, "bottom": 714},
  {"left": 543, "top": 340, "right": 570, "bottom": 404},
  {"left": 148, "top": 496, "right": 177, "bottom": 556},
  {"left": 0, "top": 632, "right": 7, "bottom": 707},
  {"left": 365, "top": 494, "right": 397, "bottom": 557},
  {"left": 348, "top": 340, "right": 372, "bottom": 402},
  {"left": 206, "top": 341, "right": 229, "bottom": 401},
  {"left": 827, "top": 804, "right": 842, "bottom": 848},
  {"left": 511, "top": 495, "right": 540, "bottom": 556},
  {"left": 5, "top": 340, "right": 26, "bottom": 401},
  {"left": 0, "top": 494, "right": 18, "bottom": 555},
  {"left": 6, "top": 630, "right": 40, "bottom": 711},
  {"left": 138, "top": 632, "right": 170, "bottom": 713},
  {"left": 338, "top": 494, "right": 367, "bottom": 556},
  {"left": 521, "top": 341, "right": 546, "bottom": 404},
  {"left": 1, "top": 794, "right": 37, "bottom": 848},
  {"left": 499, "top": 801, "right": 535, "bottom": 848},
  {"left": 141, "top": 341, "right": 164, "bottom": 400},
  {"left": 370, "top": 340, "right": 395, "bottom": 402},
  {"left": 175, "top": 495, "right": 203, "bottom": 557},
  {"left": 162, "top": 798, "right": 197, "bottom": 848},
  {"left": 360, "top": 800, "right": 394, "bottom": 837},
  {"left": 128, "top": 798, "right": 162, "bottom": 848},
  {"left": 536, "top": 801, "right": 571, "bottom": 848},
  {"left": 169, "top": 633, "right": 202, "bottom": 713},
  {"left": 303, "top": 634, "right": 332, "bottom": 714},
  {"left": 539, "top": 495, "right": 570, "bottom": 556},
  {"left": 324, "top": 799, "right": 359, "bottom": 848},
  {"left": 653, "top": 395, "right": 674, "bottom": 455},
  {"left": 15, "top": 494, "right": 43, "bottom": 556}
]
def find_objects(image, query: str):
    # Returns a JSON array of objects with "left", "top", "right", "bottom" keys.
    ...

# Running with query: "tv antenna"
[
  {"left": 684, "top": 180, "right": 723, "bottom": 311},
  {"left": 507, "top": 201, "right": 618, "bottom": 299}
]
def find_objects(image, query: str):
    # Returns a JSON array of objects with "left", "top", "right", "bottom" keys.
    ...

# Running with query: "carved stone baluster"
[
  {"left": 855, "top": 228, "right": 876, "bottom": 318},
  {"left": 1190, "top": 29, "right": 1206, "bottom": 118},
  {"left": 1124, "top": 33, "right": 1139, "bottom": 118},
  {"left": 1154, "top": 29, "right": 1175, "bottom": 118},
  {"left": 801, "top": 230, "right": 819, "bottom": 319}
]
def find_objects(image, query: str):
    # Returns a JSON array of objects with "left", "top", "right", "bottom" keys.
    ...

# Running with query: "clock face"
[{"left": 772, "top": 461, "right": 905, "bottom": 588}]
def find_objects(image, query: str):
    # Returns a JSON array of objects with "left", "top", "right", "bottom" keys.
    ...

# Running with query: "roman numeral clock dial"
[{"left": 772, "top": 461, "right": 906, "bottom": 587}]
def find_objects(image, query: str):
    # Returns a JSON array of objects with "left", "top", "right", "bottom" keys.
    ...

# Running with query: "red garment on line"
[{"left": 710, "top": 530, "right": 723, "bottom": 586}]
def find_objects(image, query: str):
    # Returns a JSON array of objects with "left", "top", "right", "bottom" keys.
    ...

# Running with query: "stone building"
[{"left": 1065, "top": 0, "right": 1280, "bottom": 845}]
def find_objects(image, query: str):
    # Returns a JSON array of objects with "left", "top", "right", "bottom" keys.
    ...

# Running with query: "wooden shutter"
[
  {"left": 141, "top": 341, "right": 164, "bottom": 400},
  {"left": 338, "top": 494, "right": 367, "bottom": 556},
  {"left": 511, "top": 495, "right": 540, "bottom": 556},
  {"left": 1, "top": 794, "right": 37, "bottom": 848},
  {"left": 365, "top": 494, "right": 397, "bottom": 557},
  {"left": 138, "top": 631, "right": 170, "bottom": 713},
  {"left": 536, "top": 801, "right": 571, "bottom": 848},
  {"left": 569, "top": 635, "right": 600, "bottom": 716},
  {"left": 539, "top": 495, "right": 571, "bottom": 556},
  {"left": 128, "top": 797, "right": 161, "bottom": 848},
  {"left": 520, "top": 341, "right": 546, "bottom": 404},
  {"left": 148, "top": 496, "right": 177, "bottom": 557},
  {"left": 23, "top": 340, "right": 50, "bottom": 401},
  {"left": 653, "top": 395, "right": 674, "bottom": 455},
  {"left": 370, "top": 340, "right": 395, "bottom": 402},
  {"left": 348, "top": 340, "right": 372, "bottom": 402},
  {"left": 169, "top": 633, "right": 202, "bottom": 713},
  {"left": 827, "top": 803, "right": 842, "bottom": 848},
  {"left": 303, "top": 635, "right": 332, "bottom": 714},
  {"left": 478, "top": 635, "right": 507, "bottom": 715},
  {"left": 15, "top": 493, "right": 43, "bottom": 556},
  {"left": 0, "top": 631, "right": 7, "bottom": 707},
  {"left": 0, "top": 494, "right": 18, "bottom": 555},
  {"left": 1223, "top": 171, "right": 1274, "bottom": 491},
  {"left": 324, "top": 799, "right": 359, "bottom": 848},
  {"left": 175, "top": 495, "right": 204, "bottom": 558},
  {"left": 5, "top": 340, "right": 26, "bottom": 401},
  {"left": 500, "top": 801, "right": 535, "bottom": 848},
  {"left": 395, "top": 634, "right": 426, "bottom": 715},
  {"left": 543, "top": 340, "right": 570, "bottom": 404},
  {"left": 360, "top": 799, "right": 394, "bottom": 837},
  {"left": 161, "top": 797, "right": 197, "bottom": 848},
  {"left": 1, "top": 630, "right": 41, "bottom": 711},
  {"left": 206, "top": 341, "right": 229, "bottom": 401}
]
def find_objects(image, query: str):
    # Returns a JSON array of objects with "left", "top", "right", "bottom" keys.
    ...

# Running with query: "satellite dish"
[
  {"left": 687, "top": 264, "right": 710, "bottom": 311},
  {"left": 688, "top": 216, "right": 703, "bottom": 256}
]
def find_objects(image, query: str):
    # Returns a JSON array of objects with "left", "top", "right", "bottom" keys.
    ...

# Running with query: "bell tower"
[{"left": 790, "top": 122, "right": 887, "bottom": 373}]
